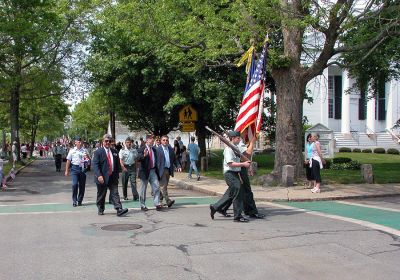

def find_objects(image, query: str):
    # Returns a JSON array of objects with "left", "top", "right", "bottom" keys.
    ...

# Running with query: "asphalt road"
[{"left": 1, "top": 159, "right": 399, "bottom": 280}]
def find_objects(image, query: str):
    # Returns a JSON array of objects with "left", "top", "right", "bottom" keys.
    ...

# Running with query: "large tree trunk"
[
  {"left": 271, "top": 69, "right": 305, "bottom": 181},
  {"left": 10, "top": 85, "right": 21, "bottom": 161}
]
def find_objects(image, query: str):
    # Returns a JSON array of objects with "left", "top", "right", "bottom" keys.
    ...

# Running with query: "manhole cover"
[{"left": 101, "top": 224, "right": 142, "bottom": 231}]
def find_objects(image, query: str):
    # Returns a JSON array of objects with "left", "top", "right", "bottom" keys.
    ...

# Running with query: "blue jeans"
[
  {"left": 188, "top": 159, "right": 200, "bottom": 178},
  {"left": 71, "top": 165, "right": 86, "bottom": 203}
]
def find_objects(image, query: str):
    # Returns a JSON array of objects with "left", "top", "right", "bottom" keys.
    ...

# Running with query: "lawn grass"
[
  {"left": 2, "top": 159, "right": 32, "bottom": 176},
  {"left": 203, "top": 150, "right": 400, "bottom": 184}
]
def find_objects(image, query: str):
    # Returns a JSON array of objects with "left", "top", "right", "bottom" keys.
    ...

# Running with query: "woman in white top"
[{"left": 310, "top": 133, "right": 325, "bottom": 193}]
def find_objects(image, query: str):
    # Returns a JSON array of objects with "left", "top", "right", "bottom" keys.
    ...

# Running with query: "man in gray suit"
[{"left": 156, "top": 135, "right": 182, "bottom": 208}]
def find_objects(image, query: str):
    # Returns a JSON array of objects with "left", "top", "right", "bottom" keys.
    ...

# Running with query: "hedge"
[
  {"left": 352, "top": 148, "right": 361, "bottom": 153},
  {"left": 339, "top": 147, "right": 351, "bottom": 152},
  {"left": 373, "top": 148, "right": 386, "bottom": 154},
  {"left": 333, "top": 157, "right": 352, "bottom": 164},
  {"left": 362, "top": 149, "right": 372, "bottom": 153},
  {"left": 387, "top": 148, "right": 399, "bottom": 155}
]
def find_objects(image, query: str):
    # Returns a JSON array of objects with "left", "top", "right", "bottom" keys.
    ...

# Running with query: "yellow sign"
[
  {"left": 181, "top": 122, "right": 195, "bottom": 132},
  {"left": 179, "top": 105, "right": 198, "bottom": 122}
]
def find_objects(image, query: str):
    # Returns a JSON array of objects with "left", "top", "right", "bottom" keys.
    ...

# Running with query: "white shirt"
[{"left": 66, "top": 147, "right": 88, "bottom": 166}]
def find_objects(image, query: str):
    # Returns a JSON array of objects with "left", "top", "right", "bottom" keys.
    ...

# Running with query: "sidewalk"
[{"left": 170, "top": 172, "right": 400, "bottom": 202}]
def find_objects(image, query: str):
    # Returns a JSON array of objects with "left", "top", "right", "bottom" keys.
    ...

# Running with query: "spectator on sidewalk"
[
  {"left": 11, "top": 141, "right": 18, "bottom": 167},
  {"left": 181, "top": 145, "right": 188, "bottom": 171},
  {"left": 304, "top": 133, "right": 314, "bottom": 189},
  {"left": 0, "top": 157, "right": 6, "bottom": 191},
  {"left": 187, "top": 136, "right": 200, "bottom": 180},
  {"left": 20, "top": 143, "right": 27, "bottom": 159},
  {"left": 310, "top": 133, "right": 325, "bottom": 193}
]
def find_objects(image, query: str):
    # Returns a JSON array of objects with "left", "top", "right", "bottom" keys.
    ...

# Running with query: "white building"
[{"left": 304, "top": 66, "right": 400, "bottom": 149}]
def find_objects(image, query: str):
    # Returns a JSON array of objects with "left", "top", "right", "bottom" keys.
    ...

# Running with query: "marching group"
[
  {"left": 62, "top": 130, "right": 265, "bottom": 223},
  {"left": 63, "top": 134, "right": 201, "bottom": 217}
]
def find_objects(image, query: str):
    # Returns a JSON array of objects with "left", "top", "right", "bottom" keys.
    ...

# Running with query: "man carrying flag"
[{"left": 215, "top": 39, "right": 269, "bottom": 219}]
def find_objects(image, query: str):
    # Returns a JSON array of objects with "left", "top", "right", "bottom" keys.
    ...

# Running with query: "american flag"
[{"left": 234, "top": 40, "right": 267, "bottom": 141}]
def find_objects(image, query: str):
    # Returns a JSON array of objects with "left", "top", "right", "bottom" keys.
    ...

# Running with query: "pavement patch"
[{"left": 101, "top": 224, "right": 143, "bottom": 231}]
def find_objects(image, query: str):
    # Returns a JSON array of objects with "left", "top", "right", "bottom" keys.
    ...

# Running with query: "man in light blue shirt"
[
  {"left": 64, "top": 136, "right": 89, "bottom": 207},
  {"left": 119, "top": 137, "right": 139, "bottom": 200},
  {"left": 187, "top": 136, "right": 200, "bottom": 180}
]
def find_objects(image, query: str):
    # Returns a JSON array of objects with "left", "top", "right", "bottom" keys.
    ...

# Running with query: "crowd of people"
[
  {"left": 62, "top": 134, "right": 201, "bottom": 217},
  {"left": 1, "top": 131, "right": 267, "bottom": 223}
]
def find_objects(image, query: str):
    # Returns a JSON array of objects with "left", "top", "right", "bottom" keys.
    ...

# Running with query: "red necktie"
[
  {"left": 148, "top": 147, "right": 153, "bottom": 169},
  {"left": 107, "top": 149, "right": 112, "bottom": 175}
]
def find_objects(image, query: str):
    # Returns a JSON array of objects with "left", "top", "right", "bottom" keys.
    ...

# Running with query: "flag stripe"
[{"left": 236, "top": 90, "right": 261, "bottom": 118}]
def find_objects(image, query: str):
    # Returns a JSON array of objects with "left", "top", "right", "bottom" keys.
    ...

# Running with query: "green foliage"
[
  {"left": 362, "top": 149, "right": 372, "bottom": 153},
  {"left": 324, "top": 158, "right": 332, "bottom": 169},
  {"left": 352, "top": 148, "right": 361, "bottom": 153},
  {"left": 387, "top": 148, "right": 399, "bottom": 155},
  {"left": 332, "top": 157, "right": 352, "bottom": 164},
  {"left": 330, "top": 160, "right": 361, "bottom": 170},
  {"left": 373, "top": 148, "right": 386, "bottom": 154},
  {"left": 339, "top": 147, "right": 352, "bottom": 152},
  {"left": 69, "top": 91, "right": 109, "bottom": 141}
]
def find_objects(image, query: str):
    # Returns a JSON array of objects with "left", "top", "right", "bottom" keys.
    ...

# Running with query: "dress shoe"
[
  {"left": 155, "top": 205, "right": 163, "bottom": 211},
  {"left": 234, "top": 217, "right": 249, "bottom": 223},
  {"left": 98, "top": 210, "right": 104, "bottom": 215},
  {"left": 167, "top": 200, "right": 175, "bottom": 208},
  {"left": 78, "top": 202, "right": 82, "bottom": 206},
  {"left": 249, "top": 213, "right": 265, "bottom": 219},
  {"left": 218, "top": 210, "right": 231, "bottom": 217},
  {"left": 141, "top": 206, "right": 148, "bottom": 212},
  {"left": 123, "top": 197, "right": 128, "bottom": 200},
  {"left": 117, "top": 208, "right": 128, "bottom": 216},
  {"left": 73, "top": 203, "right": 77, "bottom": 207},
  {"left": 209, "top": 204, "right": 217, "bottom": 220},
  {"left": 133, "top": 196, "right": 139, "bottom": 201}
]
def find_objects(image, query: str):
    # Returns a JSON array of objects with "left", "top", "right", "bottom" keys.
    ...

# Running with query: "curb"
[
  {"left": 170, "top": 178, "right": 400, "bottom": 202},
  {"left": 170, "top": 179, "right": 220, "bottom": 196},
  {"left": 6, "top": 159, "right": 36, "bottom": 182}
]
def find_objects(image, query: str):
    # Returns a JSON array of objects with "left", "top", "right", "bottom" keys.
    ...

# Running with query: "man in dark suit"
[
  {"left": 137, "top": 134, "right": 162, "bottom": 211},
  {"left": 92, "top": 134, "right": 128, "bottom": 216},
  {"left": 156, "top": 135, "right": 182, "bottom": 208}
]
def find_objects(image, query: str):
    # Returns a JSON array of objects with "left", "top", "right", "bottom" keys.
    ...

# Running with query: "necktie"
[
  {"left": 107, "top": 149, "right": 112, "bottom": 175},
  {"left": 148, "top": 147, "right": 153, "bottom": 169}
]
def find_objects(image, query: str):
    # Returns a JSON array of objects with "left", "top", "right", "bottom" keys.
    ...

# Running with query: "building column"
[
  {"left": 341, "top": 70, "right": 351, "bottom": 134},
  {"left": 386, "top": 81, "right": 393, "bottom": 130},
  {"left": 366, "top": 84, "right": 376, "bottom": 133},
  {"left": 320, "top": 68, "right": 329, "bottom": 127}
]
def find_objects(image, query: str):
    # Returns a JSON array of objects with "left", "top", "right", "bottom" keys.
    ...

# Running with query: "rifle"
[{"left": 205, "top": 126, "right": 251, "bottom": 162}]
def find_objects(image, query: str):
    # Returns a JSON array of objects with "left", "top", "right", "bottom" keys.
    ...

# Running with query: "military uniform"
[
  {"left": 119, "top": 145, "right": 139, "bottom": 200},
  {"left": 66, "top": 146, "right": 88, "bottom": 206}
]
